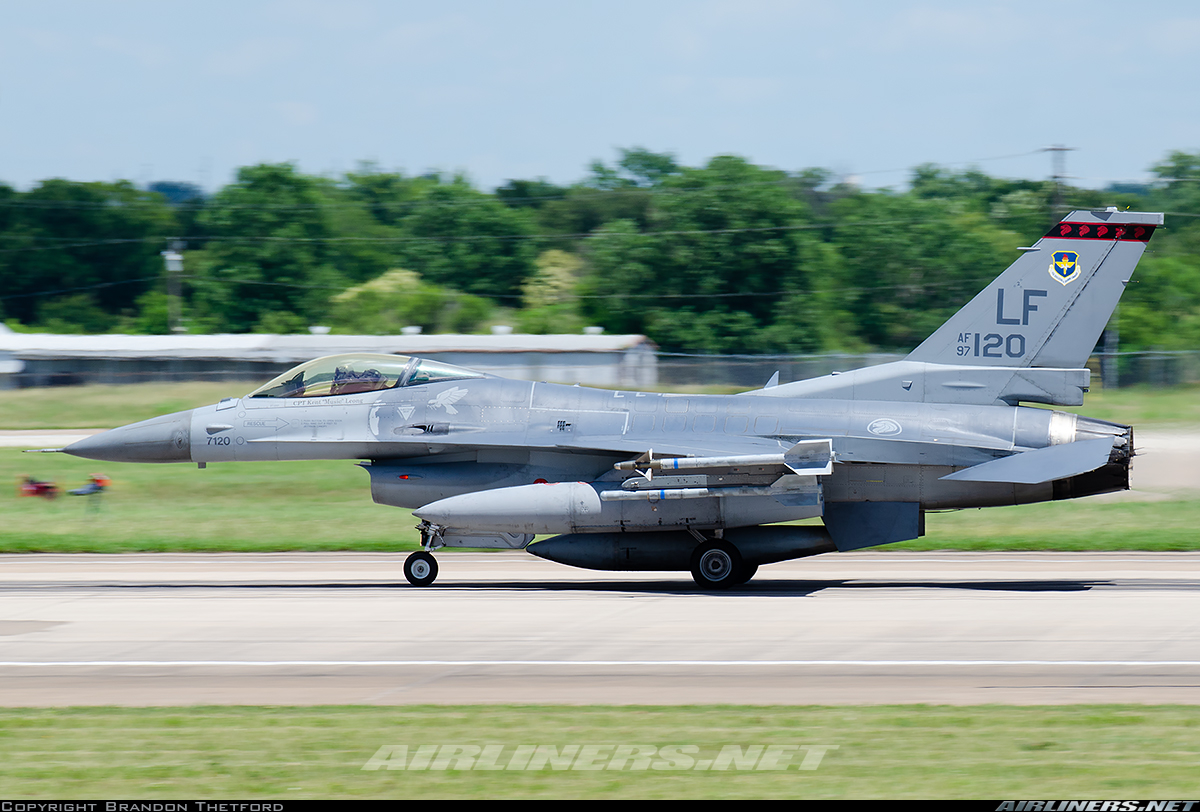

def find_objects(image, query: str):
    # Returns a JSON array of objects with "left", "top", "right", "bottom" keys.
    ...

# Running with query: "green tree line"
[{"left": 2, "top": 149, "right": 1199, "bottom": 353}]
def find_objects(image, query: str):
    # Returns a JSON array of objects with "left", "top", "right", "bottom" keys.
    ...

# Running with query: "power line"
[
  {"left": 0, "top": 270, "right": 989, "bottom": 304},
  {"left": 0, "top": 213, "right": 1045, "bottom": 256},
  {"left": 1, "top": 204, "right": 1196, "bottom": 258},
  {"left": 851, "top": 148, "right": 1047, "bottom": 178},
  {"left": 0, "top": 275, "right": 162, "bottom": 302},
  {"left": 0, "top": 238, "right": 151, "bottom": 255},
  {"left": 0, "top": 147, "right": 1163, "bottom": 213}
]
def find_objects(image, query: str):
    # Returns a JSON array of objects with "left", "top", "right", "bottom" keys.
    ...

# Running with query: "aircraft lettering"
[
  {"left": 242, "top": 417, "right": 288, "bottom": 430},
  {"left": 295, "top": 419, "right": 341, "bottom": 429},
  {"left": 996, "top": 289, "right": 1019, "bottom": 325},
  {"left": 285, "top": 396, "right": 363, "bottom": 407},
  {"left": 995, "top": 288, "right": 1047, "bottom": 326},
  {"left": 955, "top": 331, "right": 1026, "bottom": 358}
]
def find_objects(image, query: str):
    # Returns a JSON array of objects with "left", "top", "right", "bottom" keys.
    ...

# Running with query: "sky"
[{"left": 3, "top": 0, "right": 1198, "bottom": 193}]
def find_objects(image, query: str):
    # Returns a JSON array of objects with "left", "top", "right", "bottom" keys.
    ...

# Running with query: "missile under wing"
[{"left": 59, "top": 208, "right": 1163, "bottom": 588}]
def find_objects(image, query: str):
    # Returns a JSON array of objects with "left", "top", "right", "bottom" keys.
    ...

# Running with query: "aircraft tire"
[
  {"left": 733, "top": 563, "right": 758, "bottom": 586},
  {"left": 404, "top": 551, "right": 438, "bottom": 587},
  {"left": 690, "top": 540, "right": 743, "bottom": 590}
]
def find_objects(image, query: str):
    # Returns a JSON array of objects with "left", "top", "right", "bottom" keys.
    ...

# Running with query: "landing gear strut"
[{"left": 406, "top": 521, "right": 444, "bottom": 586}]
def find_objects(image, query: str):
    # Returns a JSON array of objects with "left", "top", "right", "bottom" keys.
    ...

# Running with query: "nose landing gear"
[
  {"left": 403, "top": 550, "right": 439, "bottom": 586},
  {"left": 405, "top": 521, "right": 444, "bottom": 586}
]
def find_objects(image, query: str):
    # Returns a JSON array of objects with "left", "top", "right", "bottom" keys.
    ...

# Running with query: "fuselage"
[{"left": 66, "top": 373, "right": 1132, "bottom": 519}]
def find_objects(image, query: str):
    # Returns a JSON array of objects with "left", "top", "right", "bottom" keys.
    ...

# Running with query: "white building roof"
[{"left": 0, "top": 333, "right": 655, "bottom": 362}]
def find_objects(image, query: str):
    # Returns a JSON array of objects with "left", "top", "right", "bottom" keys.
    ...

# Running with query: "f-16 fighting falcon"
[{"left": 54, "top": 209, "right": 1163, "bottom": 588}]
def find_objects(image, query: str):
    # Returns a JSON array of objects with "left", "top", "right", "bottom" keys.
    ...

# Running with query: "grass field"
[
  {"left": 4, "top": 449, "right": 420, "bottom": 552},
  {"left": 2, "top": 705, "right": 1198, "bottom": 799},
  {"left": 0, "top": 381, "right": 238, "bottom": 430},
  {"left": 3, "top": 384, "right": 1198, "bottom": 802},
  {"left": 5, "top": 444, "right": 1200, "bottom": 553},
  {"left": 1062, "top": 382, "right": 1200, "bottom": 427}
]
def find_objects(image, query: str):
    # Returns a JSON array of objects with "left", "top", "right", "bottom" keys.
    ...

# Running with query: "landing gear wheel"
[
  {"left": 404, "top": 551, "right": 438, "bottom": 587},
  {"left": 690, "top": 540, "right": 743, "bottom": 590},
  {"left": 733, "top": 563, "right": 758, "bottom": 586}
]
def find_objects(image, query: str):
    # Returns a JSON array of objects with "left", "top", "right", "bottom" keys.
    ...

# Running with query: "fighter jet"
[{"left": 57, "top": 208, "right": 1163, "bottom": 588}]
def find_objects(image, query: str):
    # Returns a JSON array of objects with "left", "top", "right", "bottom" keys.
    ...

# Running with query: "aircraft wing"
[{"left": 939, "top": 437, "right": 1117, "bottom": 484}]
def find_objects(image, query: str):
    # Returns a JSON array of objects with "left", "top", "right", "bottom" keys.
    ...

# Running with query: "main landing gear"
[{"left": 689, "top": 539, "right": 756, "bottom": 590}]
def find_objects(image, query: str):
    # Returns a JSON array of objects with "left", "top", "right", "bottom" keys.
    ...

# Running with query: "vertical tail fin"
[{"left": 906, "top": 209, "right": 1163, "bottom": 369}]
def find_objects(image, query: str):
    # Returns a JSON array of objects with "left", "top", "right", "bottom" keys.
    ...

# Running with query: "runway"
[{"left": 3, "top": 551, "right": 1200, "bottom": 706}]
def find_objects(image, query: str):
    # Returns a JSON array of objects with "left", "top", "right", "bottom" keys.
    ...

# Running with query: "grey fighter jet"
[{"left": 58, "top": 208, "right": 1163, "bottom": 588}]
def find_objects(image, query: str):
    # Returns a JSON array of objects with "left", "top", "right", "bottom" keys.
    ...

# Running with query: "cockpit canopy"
[{"left": 247, "top": 354, "right": 485, "bottom": 399}]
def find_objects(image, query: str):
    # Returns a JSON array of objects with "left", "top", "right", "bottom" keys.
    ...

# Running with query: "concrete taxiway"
[{"left": 2, "top": 551, "right": 1199, "bottom": 706}]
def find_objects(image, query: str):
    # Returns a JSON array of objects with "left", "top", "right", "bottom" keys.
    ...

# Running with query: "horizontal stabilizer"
[
  {"left": 751, "top": 360, "right": 1092, "bottom": 407},
  {"left": 939, "top": 437, "right": 1116, "bottom": 484}
]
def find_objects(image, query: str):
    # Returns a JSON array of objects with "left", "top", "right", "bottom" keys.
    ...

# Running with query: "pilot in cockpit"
[{"left": 331, "top": 366, "right": 387, "bottom": 395}]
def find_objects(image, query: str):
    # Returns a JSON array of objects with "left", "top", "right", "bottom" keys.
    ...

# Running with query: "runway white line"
[
  {"left": 3, "top": 660, "right": 1200, "bottom": 667},
  {"left": 5, "top": 552, "right": 1199, "bottom": 704}
]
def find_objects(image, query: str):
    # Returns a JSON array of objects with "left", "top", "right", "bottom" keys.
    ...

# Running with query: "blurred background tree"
[{"left": 1, "top": 148, "right": 1198, "bottom": 356}]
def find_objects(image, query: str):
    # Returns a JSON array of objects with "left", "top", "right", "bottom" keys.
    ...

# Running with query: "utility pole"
[
  {"left": 1042, "top": 144, "right": 1075, "bottom": 214},
  {"left": 161, "top": 240, "right": 186, "bottom": 334},
  {"left": 1039, "top": 145, "right": 1119, "bottom": 389},
  {"left": 1103, "top": 306, "right": 1119, "bottom": 391}
]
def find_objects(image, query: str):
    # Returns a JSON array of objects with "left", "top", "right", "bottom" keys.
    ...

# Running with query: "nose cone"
[{"left": 64, "top": 410, "right": 194, "bottom": 463}]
